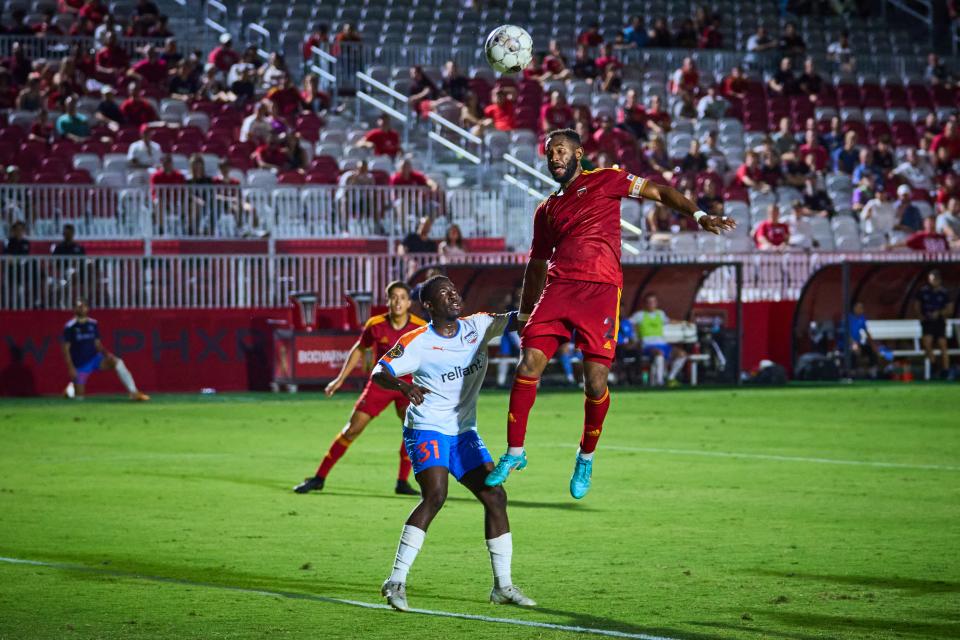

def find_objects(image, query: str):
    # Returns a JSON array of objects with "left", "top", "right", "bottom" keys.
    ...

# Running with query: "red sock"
[
  {"left": 397, "top": 440, "right": 412, "bottom": 481},
  {"left": 580, "top": 389, "right": 610, "bottom": 454},
  {"left": 507, "top": 375, "right": 540, "bottom": 448},
  {"left": 316, "top": 434, "right": 352, "bottom": 478}
]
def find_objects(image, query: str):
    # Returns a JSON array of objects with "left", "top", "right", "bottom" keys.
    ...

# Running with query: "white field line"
[
  {"left": 0, "top": 556, "right": 678, "bottom": 640},
  {"left": 556, "top": 444, "right": 960, "bottom": 472}
]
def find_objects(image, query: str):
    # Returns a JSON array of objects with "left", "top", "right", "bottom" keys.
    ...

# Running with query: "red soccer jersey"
[
  {"left": 359, "top": 313, "right": 427, "bottom": 361},
  {"left": 754, "top": 220, "right": 790, "bottom": 247},
  {"left": 364, "top": 128, "right": 401, "bottom": 158},
  {"left": 906, "top": 231, "right": 950, "bottom": 252},
  {"left": 530, "top": 168, "right": 646, "bottom": 287}
]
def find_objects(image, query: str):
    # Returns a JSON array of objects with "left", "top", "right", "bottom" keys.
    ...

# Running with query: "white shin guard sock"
[
  {"left": 485, "top": 532, "right": 513, "bottom": 588},
  {"left": 389, "top": 525, "right": 426, "bottom": 583},
  {"left": 115, "top": 360, "right": 137, "bottom": 393},
  {"left": 653, "top": 355, "right": 665, "bottom": 386},
  {"left": 668, "top": 356, "right": 687, "bottom": 381}
]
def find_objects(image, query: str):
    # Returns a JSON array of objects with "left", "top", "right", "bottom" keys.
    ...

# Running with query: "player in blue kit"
[
  {"left": 371, "top": 275, "right": 536, "bottom": 612},
  {"left": 61, "top": 299, "right": 150, "bottom": 401}
]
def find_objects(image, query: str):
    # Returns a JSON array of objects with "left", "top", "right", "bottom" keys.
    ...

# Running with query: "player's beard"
[{"left": 550, "top": 156, "right": 578, "bottom": 185}]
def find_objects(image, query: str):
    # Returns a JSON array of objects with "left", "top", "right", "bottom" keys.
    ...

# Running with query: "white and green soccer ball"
[{"left": 484, "top": 25, "right": 533, "bottom": 74}]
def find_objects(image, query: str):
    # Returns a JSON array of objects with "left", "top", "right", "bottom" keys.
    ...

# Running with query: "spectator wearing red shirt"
[
  {"left": 542, "top": 39, "right": 570, "bottom": 80},
  {"left": 736, "top": 151, "right": 769, "bottom": 191},
  {"left": 935, "top": 173, "right": 960, "bottom": 211},
  {"left": 617, "top": 88, "right": 647, "bottom": 139},
  {"left": 70, "top": 18, "right": 97, "bottom": 36},
  {"left": 208, "top": 33, "right": 240, "bottom": 74},
  {"left": 77, "top": 0, "right": 107, "bottom": 25},
  {"left": 540, "top": 90, "right": 574, "bottom": 134},
  {"left": 670, "top": 57, "right": 700, "bottom": 96},
  {"left": 699, "top": 16, "right": 723, "bottom": 49},
  {"left": 33, "top": 9, "right": 63, "bottom": 35},
  {"left": 931, "top": 121, "right": 960, "bottom": 162},
  {"left": 95, "top": 31, "right": 129, "bottom": 76},
  {"left": 131, "top": 46, "right": 168, "bottom": 86},
  {"left": 330, "top": 22, "right": 361, "bottom": 57},
  {"left": 754, "top": 204, "right": 790, "bottom": 249},
  {"left": 302, "top": 23, "right": 329, "bottom": 62},
  {"left": 120, "top": 84, "right": 159, "bottom": 126},
  {"left": 577, "top": 23, "right": 603, "bottom": 47},
  {"left": 798, "top": 129, "right": 828, "bottom": 171},
  {"left": 477, "top": 86, "right": 517, "bottom": 133},
  {"left": 592, "top": 115, "right": 634, "bottom": 157},
  {"left": 593, "top": 43, "right": 621, "bottom": 72},
  {"left": 575, "top": 121, "right": 599, "bottom": 158},
  {"left": 721, "top": 66, "right": 747, "bottom": 99},
  {"left": 389, "top": 159, "right": 438, "bottom": 190},
  {"left": 265, "top": 73, "right": 303, "bottom": 117},
  {"left": 150, "top": 154, "right": 185, "bottom": 219},
  {"left": 904, "top": 216, "right": 951, "bottom": 252},
  {"left": 359, "top": 114, "right": 402, "bottom": 158},
  {"left": 644, "top": 95, "right": 671, "bottom": 135},
  {"left": 253, "top": 134, "right": 290, "bottom": 171}
]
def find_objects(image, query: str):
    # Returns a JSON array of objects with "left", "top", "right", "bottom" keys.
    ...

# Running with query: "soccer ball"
[{"left": 484, "top": 25, "right": 533, "bottom": 74}]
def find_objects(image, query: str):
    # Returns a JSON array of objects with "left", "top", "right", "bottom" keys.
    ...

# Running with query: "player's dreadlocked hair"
[
  {"left": 418, "top": 275, "right": 452, "bottom": 306},
  {"left": 546, "top": 128, "right": 581, "bottom": 148},
  {"left": 385, "top": 280, "right": 411, "bottom": 297}
]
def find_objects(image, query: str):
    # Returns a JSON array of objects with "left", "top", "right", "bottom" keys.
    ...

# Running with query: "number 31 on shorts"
[{"left": 418, "top": 439, "right": 439, "bottom": 462}]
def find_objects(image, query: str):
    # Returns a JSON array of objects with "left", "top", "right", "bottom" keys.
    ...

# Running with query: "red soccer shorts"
[
  {"left": 354, "top": 378, "right": 410, "bottom": 418},
  {"left": 521, "top": 277, "right": 621, "bottom": 366}
]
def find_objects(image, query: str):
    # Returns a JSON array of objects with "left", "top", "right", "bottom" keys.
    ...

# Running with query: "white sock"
[
  {"left": 577, "top": 448, "right": 594, "bottom": 461},
  {"left": 668, "top": 356, "right": 687, "bottom": 381},
  {"left": 485, "top": 532, "right": 513, "bottom": 588},
  {"left": 497, "top": 360, "right": 509, "bottom": 386},
  {"left": 115, "top": 360, "right": 138, "bottom": 393},
  {"left": 506, "top": 446, "right": 524, "bottom": 457},
  {"left": 653, "top": 355, "right": 665, "bottom": 386},
  {"left": 388, "top": 525, "right": 425, "bottom": 584}
]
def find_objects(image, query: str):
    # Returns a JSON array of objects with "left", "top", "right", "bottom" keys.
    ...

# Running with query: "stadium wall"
[{"left": 1, "top": 302, "right": 796, "bottom": 396}]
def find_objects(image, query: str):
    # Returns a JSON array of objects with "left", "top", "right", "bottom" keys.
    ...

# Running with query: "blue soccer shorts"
[
  {"left": 642, "top": 343, "right": 672, "bottom": 360},
  {"left": 73, "top": 353, "right": 104, "bottom": 384},
  {"left": 402, "top": 428, "right": 493, "bottom": 481}
]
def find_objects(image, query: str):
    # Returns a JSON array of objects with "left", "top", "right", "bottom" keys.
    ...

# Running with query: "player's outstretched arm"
[
  {"left": 640, "top": 181, "right": 737, "bottom": 235},
  {"left": 325, "top": 341, "right": 365, "bottom": 397},
  {"left": 517, "top": 259, "right": 547, "bottom": 330},
  {"left": 371, "top": 367, "right": 430, "bottom": 405}
]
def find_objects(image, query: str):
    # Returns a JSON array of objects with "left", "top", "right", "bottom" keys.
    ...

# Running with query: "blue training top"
[{"left": 62, "top": 318, "right": 99, "bottom": 366}]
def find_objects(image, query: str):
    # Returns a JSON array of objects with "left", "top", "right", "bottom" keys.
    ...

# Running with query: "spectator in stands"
[
  {"left": 754, "top": 204, "right": 790, "bottom": 250},
  {"left": 598, "top": 61, "right": 623, "bottom": 94},
  {"left": 390, "top": 158, "right": 437, "bottom": 191},
  {"left": 77, "top": 0, "right": 106, "bottom": 25},
  {"left": 937, "top": 173, "right": 960, "bottom": 211},
  {"left": 541, "top": 40, "right": 571, "bottom": 81},
  {"left": 3, "top": 42, "right": 31, "bottom": 87},
  {"left": 801, "top": 174, "right": 834, "bottom": 217},
  {"left": 593, "top": 115, "right": 634, "bottom": 158},
  {"left": 438, "top": 60, "right": 469, "bottom": 103},
  {"left": 95, "top": 31, "right": 130, "bottom": 78},
  {"left": 852, "top": 148, "right": 884, "bottom": 189},
  {"left": 56, "top": 96, "right": 90, "bottom": 142},
  {"left": 623, "top": 15, "right": 647, "bottom": 48},
  {"left": 798, "top": 129, "right": 828, "bottom": 171},
  {"left": 120, "top": 84, "right": 159, "bottom": 127},
  {"left": 594, "top": 43, "right": 621, "bottom": 72},
  {"left": 407, "top": 65, "right": 438, "bottom": 118},
  {"left": 680, "top": 139, "right": 708, "bottom": 174},
  {"left": 26, "top": 108, "right": 53, "bottom": 145},
  {"left": 720, "top": 65, "right": 747, "bottom": 100},
  {"left": 894, "top": 148, "right": 935, "bottom": 191},
  {"left": 645, "top": 202, "right": 674, "bottom": 235},
  {"left": 283, "top": 133, "right": 307, "bottom": 172},
  {"left": 131, "top": 45, "right": 169, "bottom": 88},
  {"left": 735, "top": 151, "right": 768, "bottom": 192},
  {"left": 832, "top": 130, "right": 859, "bottom": 174},
  {"left": 697, "top": 178, "right": 724, "bottom": 216},
  {"left": 15, "top": 75, "right": 43, "bottom": 111},
  {"left": 253, "top": 133, "right": 288, "bottom": 171},
  {"left": 148, "top": 15, "right": 172, "bottom": 38},
  {"left": 893, "top": 184, "right": 924, "bottom": 232},
  {"left": 92, "top": 85, "right": 122, "bottom": 129},
  {"left": 228, "top": 64, "right": 256, "bottom": 103},
  {"left": 925, "top": 53, "right": 954, "bottom": 88},
  {"left": 772, "top": 117, "right": 797, "bottom": 157},
  {"left": 759, "top": 148, "right": 783, "bottom": 189},
  {"left": 852, "top": 174, "right": 876, "bottom": 213},
  {"left": 168, "top": 61, "right": 199, "bottom": 100},
  {"left": 821, "top": 116, "right": 844, "bottom": 151},
  {"left": 257, "top": 53, "right": 288, "bottom": 91},
  {"left": 783, "top": 151, "right": 810, "bottom": 187},
  {"left": 127, "top": 125, "right": 163, "bottom": 169},
  {"left": 826, "top": 31, "right": 855, "bottom": 72},
  {"left": 438, "top": 224, "right": 466, "bottom": 259},
  {"left": 646, "top": 17, "right": 672, "bottom": 47},
  {"left": 577, "top": 22, "right": 603, "bottom": 47},
  {"left": 52, "top": 224, "right": 85, "bottom": 256},
  {"left": 699, "top": 16, "right": 723, "bottom": 49},
  {"left": 901, "top": 216, "right": 950, "bottom": 253},
  {"left": 32, "top": 8, "right": 61, "bottom": 35},
  {"left": 93, "top": 14, "right": 122, "bottom": 47},
  {"left": 197, "top": 62, "right": 232, "bottom": 102},
  {"left": 746, "top": 25, "right": 776, "bottom": 67},
  {"left": 768, "top": 57, "right": 797, "bottom": 96},
  {"left": 264, "top": 73, "right": 302, "bottom": 117},
  {"left": 673, "top": 18, "right": 698, "bottom": 48},
  {"left": 670, "top": 57, "right": 699, "bottom": 96},
  {"left": 572, "top": 45, "right": 598, "bottom": 82},
  {"left": 150, "top": 154, "right": 184, "bottom": 189},
  {"left": 541, "top": 90, "right": 574, "bottom": 134},
  {"left": 398, "top": 216, "right": 438, "bottom": 255},
  {"left": 672, "top": 91, "right": 697, "bottom": 120},
  {"left": 779, "top": 22, "right": 806, "bottom": 57},
  {"left": 2, "top": 221, "right": 30, "bottom": 255},
  {"left": 226, "top": 45, "right": 258, "bottom": 87},
  {"left": 797, "top": 58, "right": 823, "bottom": 99},
  {"left": 208, "top": 33, "right": 240, "bottom": 75},
  {"left": 642, "top": 95, "right": 669, "bottom": 135},
  {"left": 860, "top": 188, "right": 897, "bottom": 235},
  {"left": 477, "top": 85, "right": 517, "bottom": 133},
  {"left": 302, "top": 23, "right": 329, "bottom": 62},
  {"left": 358, "top": 114, "right": 401, "bottom": 159},
  {"left": 300, "top": 73, "right": 330, "bottom": 114},
  {"left": 239, "top": 101, "right": 271, "bottom": 145},
  {"left": 931, "top": 121, "right": 960, "bottom": 163},
  {"left": 696, "top": 85, "right": 728, "bottom": 119},
  {"left": 937, "top": 197, "right": 960, "bottom": 247},
  {"left": 338, "top": 159, "right": 374, "bottom": 188},
  {"left": 457, "top": 91, "right": 484, "bottom": 130},
  {"left": 874, "top": 137, "right": 895, "bottom": 173}
]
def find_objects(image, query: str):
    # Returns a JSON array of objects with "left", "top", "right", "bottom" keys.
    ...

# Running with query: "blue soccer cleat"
[
  {"left": 569, "top": 455, "right": 593, "bottom": 499},
  {"left": 484, "top": 451, "right": 528, "bottom": 486}
]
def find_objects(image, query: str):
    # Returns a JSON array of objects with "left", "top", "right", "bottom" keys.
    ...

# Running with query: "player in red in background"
[
  {"left": 294, "top": 281, "right": 426, "bottom": 495},
  {"left": 484, "top": 128, "right": 736, "bottom": 498}
]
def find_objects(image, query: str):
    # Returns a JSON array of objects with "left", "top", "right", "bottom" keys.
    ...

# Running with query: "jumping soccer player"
[
  {"left": 62, "top": 299, "right": 149, "bottom": 401},
  {"left": 294, "top": 281, "right": 425, "bottom": 496},
  {"left": 374, "top": 275, "right": 535, "bottom": 612},
  {"left": 485, "top": 127, "right": 736, "bottom": 498}
]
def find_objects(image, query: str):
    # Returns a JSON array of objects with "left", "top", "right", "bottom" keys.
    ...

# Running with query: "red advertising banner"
[{"left": 273, "top": 331, "right": 368, "bottom": 385}]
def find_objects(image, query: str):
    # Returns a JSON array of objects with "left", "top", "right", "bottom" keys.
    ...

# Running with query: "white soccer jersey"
[{"left": 373, "top": 313, "right": 511, "bottom": 436}]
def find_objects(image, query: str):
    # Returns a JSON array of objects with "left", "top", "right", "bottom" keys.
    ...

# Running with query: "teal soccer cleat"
[
  {"left": 569, "top": 455, "right": 593, "bottom": 499},
  {"left": 484, "top": 451, "right": 528, "bottom": 486}
]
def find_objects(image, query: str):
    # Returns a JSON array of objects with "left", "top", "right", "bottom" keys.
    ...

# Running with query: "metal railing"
[
  {"left": 0, "top": 35, "right": 167, "bottom": 59},
  {"left": 0, "top": 184, "right": 505, "bottom": 245},
  {"left": 4, "top": 252, "right": 956, "bottom": 311}
]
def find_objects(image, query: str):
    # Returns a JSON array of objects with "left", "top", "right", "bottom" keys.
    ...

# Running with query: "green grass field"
[{"left": 1, "top": 385, "right": 958, "bottom": 640}]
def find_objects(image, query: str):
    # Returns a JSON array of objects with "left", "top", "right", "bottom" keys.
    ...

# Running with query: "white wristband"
[
  {"left": 517, "top": 312, "right": 530, "bottom": 321},
  {"left": 694, "top": 211, "right": 708, "bottom": 223}
]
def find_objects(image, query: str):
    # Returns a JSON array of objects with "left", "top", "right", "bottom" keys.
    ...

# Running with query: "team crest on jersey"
[
  {"left": 379, "top": 336, "right": 389, "bottom": 343},
  {"left": 463, "top": 329, "right": 478, "bottom": 344},
  {"left": 386, "top": 343, "right": 404, "bottom": 359},
  {"left": 577, "top": 186, "right": 587, "bottom": 197}
]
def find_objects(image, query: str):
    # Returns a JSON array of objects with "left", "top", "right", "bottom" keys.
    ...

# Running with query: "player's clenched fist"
[{"left": 399, "top": 382, "right": 431, "bottom": 405}]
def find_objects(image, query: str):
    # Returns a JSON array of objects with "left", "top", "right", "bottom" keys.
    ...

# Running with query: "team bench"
[{"left": 865, "top": 319, "right": 960, "bottom": 380}]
